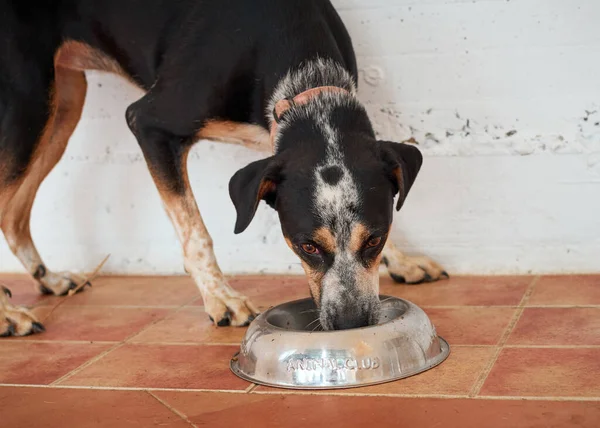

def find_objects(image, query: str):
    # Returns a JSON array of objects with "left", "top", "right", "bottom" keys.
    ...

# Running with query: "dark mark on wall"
[
  {"left": 584, "top": 110, "right": 597, "bottom": 122},
  {"left": 506, "top": 130, "right": 517, "bottom": 137},
  {"left": 425, "top": 133, "right": 440, "bottom": 143}
]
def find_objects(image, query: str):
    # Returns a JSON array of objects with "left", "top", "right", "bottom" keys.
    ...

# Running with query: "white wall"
[{"left": 1, "top": 0, "right": 599, "bottom": 275}]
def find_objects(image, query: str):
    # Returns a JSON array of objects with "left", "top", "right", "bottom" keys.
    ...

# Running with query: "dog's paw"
[
  {"left": 202, "top": 283, "right": 259, "bottom": 327},
  {"left": 0, "top": 287, "right": 45, "bottom": 337},
  {"left": 38, "top": 270, "right": 90, "bottom": 296},
  {"left": 383, "top": 254, "right": 449, "bottom": 284}
]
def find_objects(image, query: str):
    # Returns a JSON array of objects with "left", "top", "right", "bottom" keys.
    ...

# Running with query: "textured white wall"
[{"left": 1, "top": 0, "right": 599, "bottom": 275}]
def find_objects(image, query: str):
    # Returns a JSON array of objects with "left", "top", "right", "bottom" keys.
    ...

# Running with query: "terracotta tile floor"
[{"left": 1, "top": 274, "right": 599, "bottom": 427}]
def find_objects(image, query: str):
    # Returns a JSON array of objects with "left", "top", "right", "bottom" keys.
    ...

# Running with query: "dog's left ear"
[
  {"left": 378, "top": 141, "right": 423, "bottom": 211},
  {"left": 229, "top": 156, "right": 281, "bottom": 234}
]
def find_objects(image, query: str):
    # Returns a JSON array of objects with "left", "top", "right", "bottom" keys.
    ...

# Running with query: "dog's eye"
[
  {"left": 366, "top": 237, "right": 382, "bottom": 248},
  {"left": 301, "top": 243, "right": 319, "bottom": 255}
]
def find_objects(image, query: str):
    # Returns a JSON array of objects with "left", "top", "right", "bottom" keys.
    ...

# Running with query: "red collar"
[{"left": 270, "top": 86, "right": 350, "bottom": 149}]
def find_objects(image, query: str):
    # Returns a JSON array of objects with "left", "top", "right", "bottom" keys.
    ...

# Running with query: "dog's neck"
[{"left": 267, "top": 57, "right": 374, "bottom": 153}]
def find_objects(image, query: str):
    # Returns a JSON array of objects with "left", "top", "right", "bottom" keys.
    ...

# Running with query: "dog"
[{"left": 0, "top": 0, "right": 448, "bottom": 336}]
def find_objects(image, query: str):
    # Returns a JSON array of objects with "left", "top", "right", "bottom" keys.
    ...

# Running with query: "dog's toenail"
[
  {"left": 217, "top": 311, "right": 231, "bottom": 327},
  {"left": 31, "top": 322, "right": 45, "bottom": 334},
  {"left": 3, "top": 322, "right": 16, "bottom": 337},
  {"left": 217, "top": 317, "right": 231, "bottom": 327},
  {"left": 39, "top": 285, "right": 53, "bottom": 295},
  {"left": 2, "top": 286, "right": 12, "bottom": 298},
  {"left": 382, "top": 257, "right": 389, "bottom": 267},
  {"left": 441, "top": 271, "right": 450, "bottom": 279},
  {"left": 389, "top": 273, "right": 406, "bottom": 283},
  {"left": 208, "top": 315, "right": 215, "bottom": 323},
  {"left": 423, "top": 272, "right": 433, "bottom": 282},
  {"left": 84, "top": 281, "right": 92, "bottom": 287}
]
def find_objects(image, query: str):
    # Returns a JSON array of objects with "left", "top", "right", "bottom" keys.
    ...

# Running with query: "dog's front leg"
[
  {"left": 125, "top": 96, "right": 258, "bottom": 327},
  {"left": 381, "top": 240, "right": 449, "bottom": 284}
]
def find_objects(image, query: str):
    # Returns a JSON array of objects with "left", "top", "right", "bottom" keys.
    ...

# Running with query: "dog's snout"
[
  {"left": 332, "top": 310, "right": 370, "bottom": 330},
  {"left": 324, "top": 299, "right": 380, "bottom": 330}
]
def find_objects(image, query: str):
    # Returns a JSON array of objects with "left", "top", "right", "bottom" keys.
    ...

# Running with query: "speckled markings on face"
[{"left": 268, "top": 58, "right": 381, "bottom": 329}]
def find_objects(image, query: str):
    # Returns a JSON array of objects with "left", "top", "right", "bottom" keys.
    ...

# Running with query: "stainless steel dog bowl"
[{"left": 230, "top": 295, "right": 449, "bottom": 389}]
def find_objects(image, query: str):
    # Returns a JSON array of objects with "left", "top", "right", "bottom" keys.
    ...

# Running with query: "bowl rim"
[{"left": 261, "top": 295, "right": 411, "bottom": 334}]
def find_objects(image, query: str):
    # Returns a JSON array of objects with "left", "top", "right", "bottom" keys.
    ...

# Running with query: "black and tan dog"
[{"left": 0, "top": 0, "right": 447, "bottom": 336}]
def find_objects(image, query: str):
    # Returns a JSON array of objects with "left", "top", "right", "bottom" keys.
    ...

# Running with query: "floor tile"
[
  {"left": 426, "top": 307, "right": 516, "bottom": 345},
  {"left": 508, "top": 308, "right": 600, "bottom": 346},
  {"left": 130, "top": 306, "right": 246, "bottom": 344},
  {"left": 256, "top": 346, "right": 495, "bottom": 396},
  {"left": 191, "top": 275, "right": 310, "bottom": 309},
  {"left": 19, "top": 306, "right": 170, "bottom": 342},
  {"left": 480, "top": 348, "right": 600, "bottom": 397},
  {"left": 0, "top": 387, "right": 189, "bottom": 428},
  {"left": 58, "top": 276, "right": 199, "bottom": 307},
  {"left": 529, "top": 275, "right": 600, "bottom": 306},
  {"left": 0, "top": 342, "right": 110, "bottom": 385},
  {"left": 155, "top": 391, "right": 600, "bottom": 428},
  {"left": 60, "top": 343, "right": 248, "bottom": 390},
  {"left": 0, "top": 274, "right": 60, "bottom": 307},
  {"left": 379, "top": 275, "right": 531, "bottom": 306}
]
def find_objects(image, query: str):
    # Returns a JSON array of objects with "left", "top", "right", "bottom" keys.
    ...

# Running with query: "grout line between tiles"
[
  {"left": 469, "top": 275, "right": 541, "bottom": 397},
  {"left": 421, "top": 305, "right": 518, "bottom": 309},
  {"left": 504, "top": 344, "right": 600, "bottom": 349},
  {"left": 474, "top": 395, "right": 600, "bottom": 402},
  {"left": 11, "top": 340, "right": 596, "bottom": 349},
  {"left": 0, "top": 384, "right": 250, "bottom": 393},
  {"left": 50, "top": 342, "right": 125, "bottom": 386},
  {"left": 2, "top": 383, "right": 599, "bottom": 402},
  {"left": 27, "top": 303, "right": 600, "bottom": 309},
  {"left": 0, "top": 339, "right": 118, "bottom": 345},
  {"left": 124, "top": 293, "right": 202, "bottom": 344},
  {"left": 34, "top": 304, "right": 186, "bottom": 309},
  {"left": 147, "top": 390, "right": 198, "bottom": 428},
  {"left": 524, "top": 305, "right": 600, "bottom": 309},
  {"left": 51, "top": 297, "right": 194, "bottom": 385},
  {"left": 126, "top": 341, "right": 242, "bottom": 347}
]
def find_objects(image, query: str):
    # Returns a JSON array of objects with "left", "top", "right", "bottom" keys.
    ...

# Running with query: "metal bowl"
[{"left": 230, "top": 295, "right": 449, "bottom": 389}]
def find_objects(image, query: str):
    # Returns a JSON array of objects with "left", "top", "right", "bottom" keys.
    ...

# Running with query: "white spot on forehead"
[{"left": 266, "top": 56, "right": 366, "bottom": 240}]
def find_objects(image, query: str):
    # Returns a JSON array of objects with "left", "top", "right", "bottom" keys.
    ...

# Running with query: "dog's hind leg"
[
  {"left": 0, "top": 64, "right": 88, "bottom": 299},
  {"left": 381, "top": 240, "right": 449, "bottom": 284}
]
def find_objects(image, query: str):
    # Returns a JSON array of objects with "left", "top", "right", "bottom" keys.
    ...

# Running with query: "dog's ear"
[
  {"left": 229, "top": 156, "right": 281, "bottom": 234},
  {"left": 378, "top": 141, "right": 423, "bottom": 211}
]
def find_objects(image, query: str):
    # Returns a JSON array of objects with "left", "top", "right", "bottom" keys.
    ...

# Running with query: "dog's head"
[{"left": 229, "top": 96, "right": 422, "bottom": 330}]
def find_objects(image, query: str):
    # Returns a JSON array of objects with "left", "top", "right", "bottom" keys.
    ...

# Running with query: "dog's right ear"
[{"left": 229, "top": 156, "right": 281, "bottom": 234}]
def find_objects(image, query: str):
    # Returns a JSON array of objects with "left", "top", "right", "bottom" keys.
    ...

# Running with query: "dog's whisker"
[
  {"left": 304, "top": 317, "right": 321, "bottom": 329},
  {"left": 312, "top": 322, "right": 323, "bottom": 332}
]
